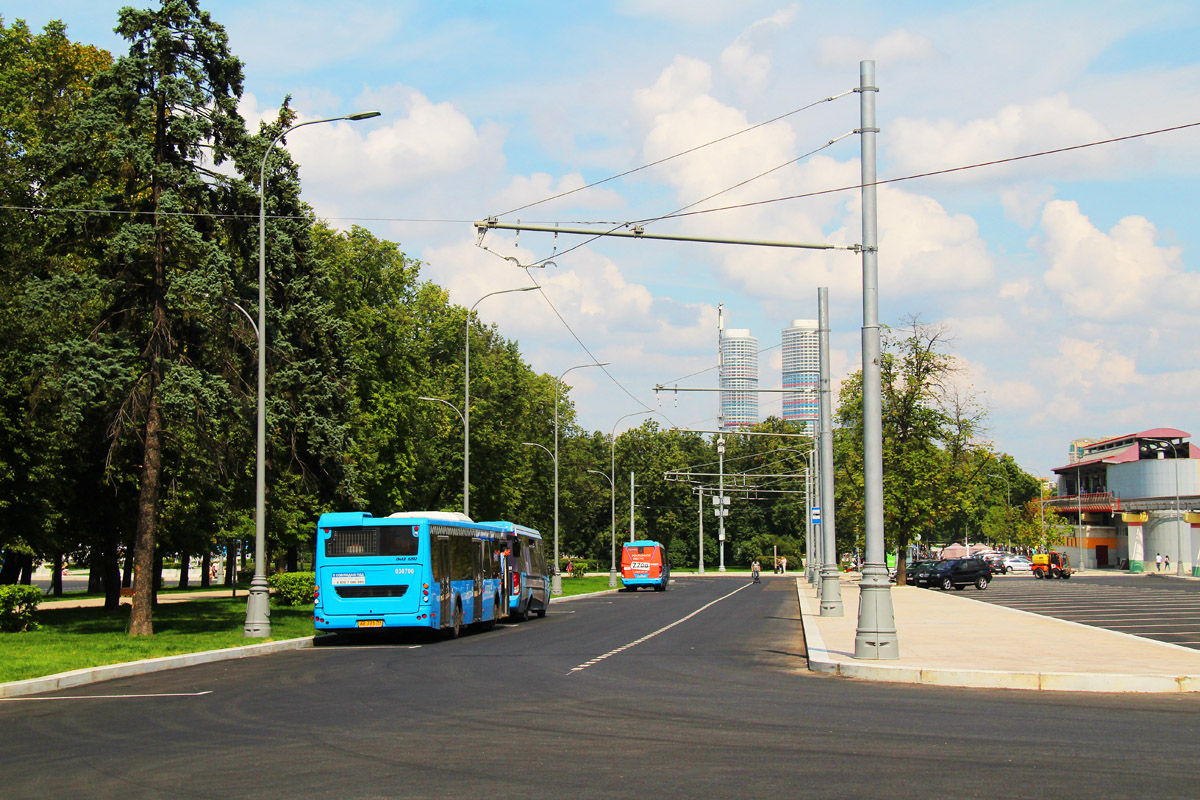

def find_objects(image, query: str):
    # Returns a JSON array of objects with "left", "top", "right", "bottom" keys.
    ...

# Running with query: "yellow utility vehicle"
[{"left": 1032, "top": 551, "right": 1073, "bottom": 579}]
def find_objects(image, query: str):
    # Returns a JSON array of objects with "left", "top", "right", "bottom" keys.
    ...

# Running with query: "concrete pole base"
[
  {"left": 551, "top": 573, "right": 563, "bottom": 596},
  {"left": 818, "top": 564, "right": 844, "bottom": 617},
  {"left": 608, "top": 569, "right": 619, "bottom": 587},
  {"left": 243, "top": 578, "right": 271, "bottom": 638},
  {"left": 854, "top": 564, "right": 898, "bottom": 659}
]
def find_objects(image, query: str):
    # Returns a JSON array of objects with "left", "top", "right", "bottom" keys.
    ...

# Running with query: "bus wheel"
[
  {"left": 512, "top": 601, "right": 527, "bottom": 622},
  {"left": 535, "top": 605, "right": 546, "bottom": 618},
  {"left": 481, "top": 596, "right": 499, "bottom": 631},
  {"left": 448, "top": 601, "right": 463, "bottom": 639}
]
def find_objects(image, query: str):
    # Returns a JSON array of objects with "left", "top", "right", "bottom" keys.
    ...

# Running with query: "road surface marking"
[
  {"left": 2, "top": 691, "right": 213, "bottom": 702},
  {"left": 569, "top": 583, "right": 751, "bottom": 675}
]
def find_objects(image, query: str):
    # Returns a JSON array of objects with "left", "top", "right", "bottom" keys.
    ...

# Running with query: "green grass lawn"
[
  {"left": 556, "top": 575, "right": 619, "bottom": 596},
  {"left": 0, "top": 598, "right": 315, "bottom": 684}
]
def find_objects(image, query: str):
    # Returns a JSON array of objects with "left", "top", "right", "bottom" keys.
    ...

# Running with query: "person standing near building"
[
  {"left": 1156, "top": 553, "right": 1163, "bottom": 571},
  {"left": 1165, "top": 554, "right": 1171, "bottom": 571}
]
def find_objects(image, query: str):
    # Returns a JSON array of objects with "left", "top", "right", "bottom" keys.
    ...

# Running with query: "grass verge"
[
  {"left": 556, "top": 575, "right": 620, "bottom": 597},
  {"left": 0, "top": 598, "right": 315, "bottom": 684}
]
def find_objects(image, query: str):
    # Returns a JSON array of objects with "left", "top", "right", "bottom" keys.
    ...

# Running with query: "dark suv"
[{"left": 914, "top": 558, "right": 992, "bottom": 591}]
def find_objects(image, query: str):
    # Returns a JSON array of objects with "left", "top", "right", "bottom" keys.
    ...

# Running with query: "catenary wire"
[
  {"left": 644, "top": 120, "right": 1200, "bottom": 222},
  {"left": 491, "top": 90, "right": 854, "bottom": 219}
]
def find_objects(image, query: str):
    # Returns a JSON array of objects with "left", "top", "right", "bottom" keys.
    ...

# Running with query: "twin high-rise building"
[
  {"left": 782, "top": 319, "right": 819, "bottom": 434},
  {"left": 719, "top": 326, "right": 759, "bottom": 430},
  {"left": 717, "top": 314, "right": 819, "bottom": 433}
]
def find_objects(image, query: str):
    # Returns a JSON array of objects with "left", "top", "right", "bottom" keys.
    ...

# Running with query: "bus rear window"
[
  {"left": 380, "top": 526, "right": 420, "bottom": 556},
  {"left": 324, "top": 526, "right": 419, "bottom": 557}
]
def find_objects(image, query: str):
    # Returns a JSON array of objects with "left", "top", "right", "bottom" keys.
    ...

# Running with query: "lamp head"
[{"left": 346, "top": 111, "right": 381, "bottom": 121}]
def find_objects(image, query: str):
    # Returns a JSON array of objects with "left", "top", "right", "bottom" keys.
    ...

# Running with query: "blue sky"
[{"left": 8, "top": 1, "right": 1200, "bottom": 479}]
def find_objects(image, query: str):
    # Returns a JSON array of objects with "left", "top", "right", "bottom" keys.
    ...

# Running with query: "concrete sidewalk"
[{"left": 796, "top": 577, "right": 1200, "bottom": 693}]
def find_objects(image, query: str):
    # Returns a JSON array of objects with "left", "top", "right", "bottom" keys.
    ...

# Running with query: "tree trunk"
[
  {"left": 129, "top": 388, "right": 165, "bottom": 636},
  {"left": 287, "top": 545, "right": 298, "bottom": 574},
  {"left": 225, "top": 541, "right": 236, "bottom": 586},
  {"left": 0, "top": 550, "right": 19, "bottom": 584},
  {"left": 18, "top": 554, "right": 33, "bottom": 584},
  {"left": 51, "top": 552, "right": 64, "bottom": 597},
  {"left": 88, "top": 546, "right": 103, "bottom": 593},
  {"left": 200, "top": 551, "right": 211, "bottom": 588},
  {"left": 103, "top": 534, "right": 121, "bottom": 611},
  {"left": 178, "top": 551, "right": 189, "bottom": 589}
]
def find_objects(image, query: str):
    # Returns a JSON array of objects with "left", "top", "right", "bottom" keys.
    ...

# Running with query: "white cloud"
[
  {"left": 816, "top": 29, "right": 935, "bottom": 70},
  {"left": 719, "top": 4, "right": 800, "bottom": 95},
  {"left": 889, "top": 95, "right": 1112, "bottom": 183},
  {"left": 1037, "top": 199, "right": 1195, "bottom": 318}
]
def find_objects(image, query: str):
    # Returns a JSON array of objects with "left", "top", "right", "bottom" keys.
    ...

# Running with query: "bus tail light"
[{"left": 512, "top": 571, "right": 521, "bottom": 596}]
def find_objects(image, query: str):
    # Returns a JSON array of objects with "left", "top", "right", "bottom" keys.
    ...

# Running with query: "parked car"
[
  {"left": 905, "top": 560, "right": 941, "bottom": 585},
  {"left": 1003, "top": 554, "right": 1033, "bottom": 573},
  {"left": 913, "top": 558, "right": 992, "bottom": 591},
  {"left": 979, "top": 553, "right": 1008, "bottom": 574}
]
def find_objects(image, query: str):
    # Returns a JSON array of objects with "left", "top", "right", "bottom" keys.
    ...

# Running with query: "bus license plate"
[{"left": 357, "top": 620, "right": 383, "bottom": 628}]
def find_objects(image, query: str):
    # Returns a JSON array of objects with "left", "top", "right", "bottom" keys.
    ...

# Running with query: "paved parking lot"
[{"left": 975, "top": 574, "right": 1200, "bottom": 650}]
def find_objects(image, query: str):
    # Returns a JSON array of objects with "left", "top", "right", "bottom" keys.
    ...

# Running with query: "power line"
[
  {"left": 639, "top": 120, "right": 1200, "bottom": 223},
  {"left": 492, "top": 90, "right": 854, "bottom": 218}
]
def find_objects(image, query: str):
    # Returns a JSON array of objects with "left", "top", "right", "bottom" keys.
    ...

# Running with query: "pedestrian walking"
[
  {"left": 751, "top": 559, "right": 761, "bottom": 583},
  {"left": 1165, "top": 555, "right": 1171, "bottom": 571},
  {"left": 780, "top": 556, "right": 787, "bottom": 574},
  {"left": 1156, "top": 553, "right": 1163, "bottom": 571}
]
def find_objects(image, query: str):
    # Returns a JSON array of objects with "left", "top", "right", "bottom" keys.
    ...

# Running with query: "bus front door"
[{"left": 438, "top": 536, "right": 451, "bottom": 628}]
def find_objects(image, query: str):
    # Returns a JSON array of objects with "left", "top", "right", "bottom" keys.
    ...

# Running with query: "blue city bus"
[
  {"left": 314, "top": 510, "right": 507, "bottom": 637},
  {"left": 480, "top": 521, "right": 550, "bottom": 621}
]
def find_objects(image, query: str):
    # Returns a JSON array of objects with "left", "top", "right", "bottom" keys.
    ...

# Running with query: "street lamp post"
[
  {"left": 245, "top": 109, "right": 380, "bottom": 639},
  {"left": 608, "top": 411, "right": 653, "bottom": 585},
  {"left": 552, "top": 362, "right": 608, "bottom": 595},
  {"left": 717, "top": 436, "right": 726, "bottom": 572},
  {"left": 464, "top": 286, "right": 538, "bottom": 518}
]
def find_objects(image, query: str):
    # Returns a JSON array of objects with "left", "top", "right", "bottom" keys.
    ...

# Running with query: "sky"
[{"left": 8, "top": 0, "right": 1200, "bottom": 480}]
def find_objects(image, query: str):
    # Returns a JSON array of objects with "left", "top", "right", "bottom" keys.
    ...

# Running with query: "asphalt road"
[
  {"left": 977, "top": 573, "right": 1200, "bottom": 650},
  {"left": 4, "top": 574, "right": 1200, "bottom": 799}
]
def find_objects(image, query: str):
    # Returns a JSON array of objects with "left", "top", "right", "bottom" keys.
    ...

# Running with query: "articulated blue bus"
[
  {"left": 480, "top": 520, "right": 550, "bottom": 620},
  {"left": 313, "top": 510, "right": 508, "bottom": 637}
]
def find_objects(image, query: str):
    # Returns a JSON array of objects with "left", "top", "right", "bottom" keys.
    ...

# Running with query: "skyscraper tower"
[
  {"left": 782, "top": 318, "right": 819, "bottom": 433},
  {"left": 719, "top": 307, "right": 758, "bottom": 430}
]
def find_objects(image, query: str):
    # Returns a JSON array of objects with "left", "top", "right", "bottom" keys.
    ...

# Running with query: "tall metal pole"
[
  {"left": 718, "top": 436, "right": 727, "bottom": 572},
  {"left": 806, "top": 455, "right": 816, "bottom": 582},
  {"left": 610, "top": 411, "right": 651, "bottom": 586},
  {"left": 245, "top": 110, "right": 380, "bottom": 638},
  {"left": 853, "top": 60, "right": 898, "bottom": 659},
  {"left": 553, "top": 362, "right": 608, "bottom": 595},
  {"left": 630, "top": 471, "right": 636, "bottom": 541},
  {"left": 818, "top": 287, "right": 844, "bottom": 616},
  {"left": 698, "top": 487, "right": 705, "bottom": 574},
  {"left": 465, "top": 286, "right": 538, "bottom": 519}
]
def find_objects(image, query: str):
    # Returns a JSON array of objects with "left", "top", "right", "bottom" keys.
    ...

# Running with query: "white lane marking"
[
  {"left": 569, "top": 583, "right": 752, "bottom": 675},
  {"left": 2, "top": 691, "right": 213, "bottom": 702}
]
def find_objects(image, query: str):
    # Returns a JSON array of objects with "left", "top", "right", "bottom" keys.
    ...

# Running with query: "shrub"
[
  {"left": 561, "top": 559, "right": 591, "bottom": 575},
  {"left": 267, "top": 572, "right": 316, "bottom": 606},
  {"left": 0, "top": 585, "right": 44, "bottom": 632}
]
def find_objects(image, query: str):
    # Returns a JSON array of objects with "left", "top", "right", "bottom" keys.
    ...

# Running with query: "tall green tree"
[{"left": 48, "top": 0, "right": 247, "bottom": 634}]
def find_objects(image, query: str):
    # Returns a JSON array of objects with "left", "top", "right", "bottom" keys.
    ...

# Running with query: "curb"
[
  {"left": 794, "top": 580, "right": 1200, "bottom": 694},
  {"left": 2, "top": 591, "right": 620, "bottom": 699},
  {"left": 0, "top": 636, "right": 315, "bottom": 699}
]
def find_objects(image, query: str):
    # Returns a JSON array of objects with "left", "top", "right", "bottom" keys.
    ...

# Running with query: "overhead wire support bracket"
[{"left": 475, "top": 218, "right": 858, "bottom": 252}]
